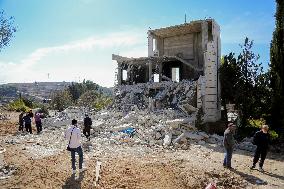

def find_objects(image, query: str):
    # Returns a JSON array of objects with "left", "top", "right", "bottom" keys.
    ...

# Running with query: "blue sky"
[{"left": 0, "top": 0, "right": 276, "bottom": 87}]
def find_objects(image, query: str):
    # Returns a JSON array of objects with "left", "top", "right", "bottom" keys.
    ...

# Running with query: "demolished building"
[{"left": 112, "top": 19, "right": 221, "bottom": 123}]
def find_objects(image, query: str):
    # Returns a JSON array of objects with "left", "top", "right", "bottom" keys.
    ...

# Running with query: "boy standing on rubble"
[
  {"left": 23, "top": 112, "right": 32, "bottom": 134},
  {"left": 65, "top": 119, "right": 85, "bottom": 174},
  {"left": 83, "top": 114, "right": 92, "bottom": 141},
  {"left": 250, "top": 125, "right": 270, "bottom": 172},
  {"left": 18, "top": 112, "right": 24, "bottom": 131},
  {"left": 35, "top": 113, "right": 42, "bottom": 134},
  {"left": 223, "top": 123, "right": 236, "bottom": 169},
  {"left": 28, "top": 109, "right": 34, "bottom": 120}
]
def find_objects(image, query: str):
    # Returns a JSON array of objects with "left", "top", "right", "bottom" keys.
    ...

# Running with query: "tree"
[
  {"left": 0, "top": 10, "right": 17, "bottom": 51},
  {"left": 50, "top": 90, "right": 73, "bottom": 111},
  {"left": 220, "top": 38, "right": 271, "bottom": 127},
  {"left": 236, "top": 38, "right": 264, "bottom": 126},
  {"left": 270, "top": 0, "right": 284, "bottom": 135},
  {"left": 219, "top": 53, "right": 240, "bottom": 120},
  {"left": 77, "top": 90, "right": 99, "bottom": 108},
  {"left": 68, "top": 80, "right": 100, "bottom": 102},
  {"left": 78, "top": 90, "right": 113, "bottom": 111}
]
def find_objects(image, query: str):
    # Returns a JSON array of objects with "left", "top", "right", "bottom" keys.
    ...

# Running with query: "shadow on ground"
[{"left": 62, "top": 171, "right": 85, "bottom": 189}]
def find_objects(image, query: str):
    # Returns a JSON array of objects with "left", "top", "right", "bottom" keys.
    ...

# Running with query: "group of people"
[
  {"left": 18, "top": 110, "right": 42, "bottom": 134},
  {"left": 223, "top": 123, "right": 270, "bottom": 172}
]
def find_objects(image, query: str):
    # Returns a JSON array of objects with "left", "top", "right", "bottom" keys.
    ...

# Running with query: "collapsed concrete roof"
[
  {"left": 112, "top": 54, "right": 203, "bottom": 72},
  {"left": 148, "top": 19, "right": 206, "bottom": 38}
]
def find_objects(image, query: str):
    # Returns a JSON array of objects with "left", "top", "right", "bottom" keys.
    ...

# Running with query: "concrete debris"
[
  {"left": 111, "top": 80, "right": 196, "bottom": 112},
  {"left": 237, "top": 137, "right": 257, "bottom": 152},
  {"left": 0, "top": 165, "right": 17, "bottom": 180},
  {"left": 43, "top": 107, "right": 94, "bottom": 127},
  {"left": 0, "top": 148, "right": 6, "bottom": 154},
  {"left": 95, "top": 161, "right": 102, "bottom": 186},
  {"left": 0, "top": 113, "right": 10, "bottom": 120},
  {"left": 163, "top": 133, "right": 172, "bottom": 146},
  {"left": 8, "top": 79, "right": 225, "bottom": 151}
]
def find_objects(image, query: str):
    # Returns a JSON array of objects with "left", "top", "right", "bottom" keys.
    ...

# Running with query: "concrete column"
[
  {"left": 148, "top": 60, "right": 152, "bottom": 82},
  {"left": 159, "top": 62, "right": 163, "bottom": 82},
  {"left": 117, "top": 63, "right": 122, "bottom": 85},
  {"left": 147, "top": 32, "right": 154, "bottom": 57}
]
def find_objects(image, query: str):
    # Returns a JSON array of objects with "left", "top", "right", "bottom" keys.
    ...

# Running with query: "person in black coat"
[
  {"left": 18, "top": 112, "right": 24, "bottom": 131},
  {"left": 83, "top": 114, "right": 92, "bottom": 141},
  {"left": 250, "top": 125, "right": 270, "bottom": 172},
  {"left": 23, "top": 113, "right": 32, "bottom": 134}
]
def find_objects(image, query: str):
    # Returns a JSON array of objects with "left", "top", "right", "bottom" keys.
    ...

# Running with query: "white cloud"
[
  {"left": 0, "top": 30, "right": 147, "bottom": 86},
  {"left": 21, "top": 31, "right": 146, "bottom": 68}
]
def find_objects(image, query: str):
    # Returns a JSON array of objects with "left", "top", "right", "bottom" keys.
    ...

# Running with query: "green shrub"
[
  {"left": 269, "top": 130, "right": 279, "bottom": 141},
  {"left": 78, "top": 90, "right": 113, "bottom": 111},
  {"left": 50, "top": 90, "right": 73, "bottom": 111},
  {"left": 8, "top": 98, "right": 29, "bottom": 112},
  {"left": 246, "top": 118, "right": 279, "bottom": 141},
  {"left": 37, "top": 104, "right": 49, "bottom": 117},
  {"left": 22, "top": 97, "right": 34, "bottom": 108},
  {"left": 248, "top": 118, "right": 266, "bottom": 128}
]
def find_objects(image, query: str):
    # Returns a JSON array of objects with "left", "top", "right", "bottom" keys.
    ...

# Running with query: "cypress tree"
[{"left": 270, "top": 0, "right": 284, "bottom": 136}]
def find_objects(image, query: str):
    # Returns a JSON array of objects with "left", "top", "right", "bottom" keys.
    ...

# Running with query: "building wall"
[
  {"left": 147, "top": 19, "right": 221, "bottom": 123},
  {"left": 202, "top": 20, "right": 221, "bottom": 122}
]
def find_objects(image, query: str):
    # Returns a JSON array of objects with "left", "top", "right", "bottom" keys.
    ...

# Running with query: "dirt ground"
[{"left": 0, "top": 111, "right": 284, "bottom": 189}]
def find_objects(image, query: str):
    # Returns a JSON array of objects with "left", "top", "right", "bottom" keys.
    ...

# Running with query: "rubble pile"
[
  {"left": 237, "top": 137, "right": 257, "bottom": 152},
  {"left": 37, "top": 79, "right": 226, "bottom": 149},
  {"left": 38, "top": 79, "right": 226, "bottom": 149},
  {"left": 91, "top": 80, "right": 195, "bottom": 147},
  {"left": 2, "top": 127, "right": 68, "bottom": 159},
  {"left": 91, "top": 108, "right": 224, "bottom": 148},
  {"left": 43, "top": 107, "right": 93, "bottom": 127},
  {"left": 91, "top": 109, "right": 194, "bottom": 146},
  {"left": 112, "top": 80, "right": 197, "bottom": 113}
]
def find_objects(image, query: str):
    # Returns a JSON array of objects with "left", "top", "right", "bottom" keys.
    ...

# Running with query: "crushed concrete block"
[
  {"left": 185, "top": 132, "right": 204, "bottom": 141},
  {"left": 155, "top": 132, "right": 162, "bottom": 140},
  {"left": 163, "top": 133, "right": 172, "bottom": 146},
  {"left": 210, "top": 134, "right": 223, "bottom": 141},
  {"left": 172, "top": 133, "right": 186, "bottom": 144},
  {"left": 238, "top": 142, "right": 256, "bottom": 152},
  {"left": 206, "top": 138, "right": 218, "bottom": 144},
  {"left": 198, "top": 140, "right": 206, "bottom": 145},
  {"left": 198, "top": 132, "right": 209, "bottom": 139},
  {"left": 181, "top": 104, "right": 197, "bottom": 114}
]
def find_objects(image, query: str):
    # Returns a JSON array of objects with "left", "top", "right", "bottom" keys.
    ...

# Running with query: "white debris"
[{"left": 163, "top": 133, "right": 172, "bottom": 146}]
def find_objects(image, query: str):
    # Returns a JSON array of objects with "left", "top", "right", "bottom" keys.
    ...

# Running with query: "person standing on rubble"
[
  {"left": 250, "top": 125, "right": 270, "bottom": 172},
  {"left": 28, "top": 109, "right": 34, "bottom": 120},
  {"left": 83, "top": 114, "right": 92, "bottom": 141},
  {"left": 18, "top": 112, "right": 24, "bottom": 131},
  {"left": 64, "top": 119, "right": 85, "bottom": 174},
  {"left": 35, "top": 113, "right": 42, "bottom": 134},
  {"left": 223, "top": 123, "right": 236, "bottom": 169},
  {"left": 23, "top": 113, "right": 32, "bottom": 134}
]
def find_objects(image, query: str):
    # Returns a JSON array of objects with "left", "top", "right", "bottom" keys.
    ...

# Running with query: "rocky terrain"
[{"left": 0, "top": 110, "right": 283, "bottom": 189}]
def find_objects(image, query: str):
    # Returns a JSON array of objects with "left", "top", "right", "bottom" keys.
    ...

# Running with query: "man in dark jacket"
[
  {"left": 18, "top": 112, "right": 24, "bottom": 131},
  {"left": 23, "top": 113, "right": 32, "bottom": 134},
  {"left": 28, "top": 109, "right": 34, "bottom": 120},
  {"left": 223, "top": 123, "right": 236, "bottom": 168},
  {"left": 250, "top": 125, "right": 270, "bottom": 172},
  {"left": 83, "top": 114, "right": 92, "bottom": 141}
]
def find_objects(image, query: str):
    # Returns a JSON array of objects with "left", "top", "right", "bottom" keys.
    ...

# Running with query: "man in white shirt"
[{"left": 65, "top": 119, "right": 84, "bottom": 174}]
